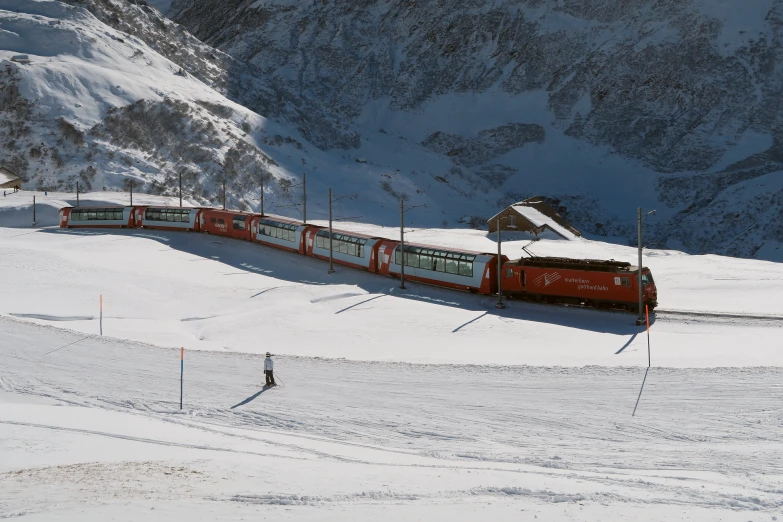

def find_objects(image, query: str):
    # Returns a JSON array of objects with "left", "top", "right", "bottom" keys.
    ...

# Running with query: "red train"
[
  {"left": 59, "top": 205, "right": 658, "bottom": 312},
  {"left": 502, "top": 257, "right": 657, "bottom": 311}
]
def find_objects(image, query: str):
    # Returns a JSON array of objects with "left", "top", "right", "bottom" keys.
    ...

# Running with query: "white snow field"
[{"left": 1, "top": 191, "right": 783, "bottom": 520}]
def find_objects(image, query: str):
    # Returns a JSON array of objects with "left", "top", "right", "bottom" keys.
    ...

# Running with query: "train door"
[
  {"left": 375, "top": 241, "right": 397, "bottom": 275},
  {"left": 249, "top": 217, "right": 259, "bottom": 241},
  {"left": 192, "top": 210, "right": 202, "bottom": 232},
  {"left": 299, "top": 229, "right": 307, "bottom": 254},
  {"left": 369, "top": 243, "right": 378, "bottom": 273}
]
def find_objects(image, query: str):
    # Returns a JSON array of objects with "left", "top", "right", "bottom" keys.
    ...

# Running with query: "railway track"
[{"left": 655, "top": 308, "right": 783, "bottom": 324}]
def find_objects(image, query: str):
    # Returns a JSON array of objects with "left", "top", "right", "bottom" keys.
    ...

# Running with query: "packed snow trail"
[{"left": 2, "top": 317, "right": 782, "bottom": 520}]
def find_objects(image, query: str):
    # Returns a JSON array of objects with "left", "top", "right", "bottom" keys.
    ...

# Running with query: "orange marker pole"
[
  {"left": 100, "top": 294, "right": 103, "bottom": 336},
  {"left": 645, "top": 305, "right": 650, "bottom": 367},
  {"left": 180, "top": 347, "right": 184, "bottom": 410}
]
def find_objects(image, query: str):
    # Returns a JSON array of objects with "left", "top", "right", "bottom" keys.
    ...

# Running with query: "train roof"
[
  {"left": 201, "top": 208, "right": 260, "bottom": 216},
  {"left": 399, "top": 241, "right": 495, "bottom": 257},
  {"left": 316, "top": 228, "right": 384, "bottom": 240},
  {"left": 510, "top": 256, "right": 638, "bottom": 272},
  {"left": 258, "top": 214, "right": 314, "bottom": 226}
]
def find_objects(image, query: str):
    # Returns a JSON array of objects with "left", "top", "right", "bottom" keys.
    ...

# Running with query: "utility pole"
[
  {"left": 398, "top": 201, "right": 427, "bottom": 290},
  {"left": 179, "top": 171, "right": 182, "bottom": 207},
  {"left": 130, "top": 179, "right": 133, "bottom": 206},
  {"left": 636, "top": 207, "right": 656, "bottom": 325},
  {"left": 326, "top": 190, "right": 358, "bottom": 275},
  {"left": 328, "top": 188, "right": 334, "bottom": 274},
  {"left": 76, "top": 182, "right": 80, "bottom": 207},
  {"left": 222, "top": 180, "right": 226, "bottom": 210},
  {"left": 32, "top": 195, "right": 36, "bottom": 226},
  {"left": 637, "top": 207, "right": 643, "bottom": 324},
  {"left": 303, "top": 172, "right": 307, "bottom": 223},
  {"left": 400, "top": 199, "right": 405, "bottom": 289},
  {"left": 496, "top": 216, "right": 505, "bottom": 309},
  {"left": 260, "top": 178, "right": 264, "bottom": 215}
]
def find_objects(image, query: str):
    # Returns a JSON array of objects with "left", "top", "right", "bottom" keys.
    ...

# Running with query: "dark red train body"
[
  {"left": 501, "top": 257, "right": 657, "bottom": 312},
  {"left": 58, "top": 205, "right": 659, "bottom": 312},
  {"left": 200, "top": 209, "right": 255, "bottom": 240}
]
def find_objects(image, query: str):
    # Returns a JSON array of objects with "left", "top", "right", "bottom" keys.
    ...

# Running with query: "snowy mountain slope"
[
  {"left": 169, "top": 0, "right": 783, "bottom": 259},
  {"left": 0, "top": 0, "right": 509, "bottom": 226}
]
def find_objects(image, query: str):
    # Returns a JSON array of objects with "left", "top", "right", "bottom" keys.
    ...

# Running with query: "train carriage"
[
  {"left": 501, "top": 257, "right": 658, "bottom": 312},
  {"left": 57, "top": 204, "right": 660, "bottom": 313},
  {"left": 134, "top": 206, "right": 203, "bottom": 231},
  {"left": 60, "top": 206, "right": 134, "bottom": 228},
  {"left": 250, "top": 215, "right": 319, "bottom": 254},
  {"left": 199, "top": 209, "right": 256, "bottom": 240},
  {"left": 377, "top": 240, "right": 505, "bottom": 295},
  {"left": 305, "top": 228, "right": 383, "bottom": 272}
]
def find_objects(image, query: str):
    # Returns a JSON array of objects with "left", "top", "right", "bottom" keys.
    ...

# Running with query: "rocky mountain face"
[
  {"left": 169, "top": 0, "right": 783, "bottom": 259},
  {"left": 2, "top": 0, "right": 782, "bottom": 259},
  {"left": 0, "top": 0, "right": 506, "bottom": 223}
]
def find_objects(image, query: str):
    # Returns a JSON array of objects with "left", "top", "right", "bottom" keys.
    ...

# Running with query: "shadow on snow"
[{"left": 40, "top": 227, "right": 648, "bottom": 336}]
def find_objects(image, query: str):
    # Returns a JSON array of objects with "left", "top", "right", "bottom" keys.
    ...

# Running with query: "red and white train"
[{"left": 59, "top": 205, "right": 658, "bottom": 312}]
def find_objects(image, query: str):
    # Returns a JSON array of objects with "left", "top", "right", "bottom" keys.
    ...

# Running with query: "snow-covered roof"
[{"left": 511, "top": 204, "right": 577, "bottom": 239}]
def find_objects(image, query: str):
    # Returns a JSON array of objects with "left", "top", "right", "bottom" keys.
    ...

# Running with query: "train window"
[
  {"left": 218, "top": 218, "right": 225, "bottom": 224},
  {"left": 621, "top": 277, "right": 630, "bottom": 287},
  {"left": 396, "top": 246, "right": 474, "bottom": 277},
  {"left": 434, "top": 258, "right": 446, "bottom": 272},
  {"left": 505, "top": 268, "right": 514, "bottom": 278},
  {"left": 259, "top": 219, "right": 297, "bottom": 242},
  {"left": 315, "top": 230, "right": 366, "bottom": 257},
  {"left": 521, "top": 270, "right": 526, "bottom": 286},
  {"left": 97, "top": 211, "right": 105, "bottom": 220},
  {"left": 232, "top": 215, "right": 246, "bottom": 230},
  {"left": 88, "top": 211, "right": 97, "bottom": 220},
  {"left": 642, "top": 273, "right": 654, "bottom": 284}
]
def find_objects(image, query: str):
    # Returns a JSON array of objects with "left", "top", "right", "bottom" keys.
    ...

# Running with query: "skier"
[{"left": 264, "top": 352, "right": 275, "bottom": 387}]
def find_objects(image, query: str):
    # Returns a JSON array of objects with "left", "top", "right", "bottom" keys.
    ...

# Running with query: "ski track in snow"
[{"left": 2, "top": 317, "right": 783, "bottom": 518}]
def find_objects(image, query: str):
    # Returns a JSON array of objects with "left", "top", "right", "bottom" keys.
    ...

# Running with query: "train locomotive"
[{"left": 59, "top": 205, "right": 658, "bottom": 312}]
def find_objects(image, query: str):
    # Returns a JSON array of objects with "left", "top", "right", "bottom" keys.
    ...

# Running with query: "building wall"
[
  {"left": 487, "top": 208, "right": 539, "bottom": 234},
  {"left": 0, "top": 180, "right": 21, "bottom": 190}
]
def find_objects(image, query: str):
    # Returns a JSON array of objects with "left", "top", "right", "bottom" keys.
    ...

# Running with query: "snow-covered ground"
[{"left": 1, "top": 190, "right": 782, "bottom": 519}]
